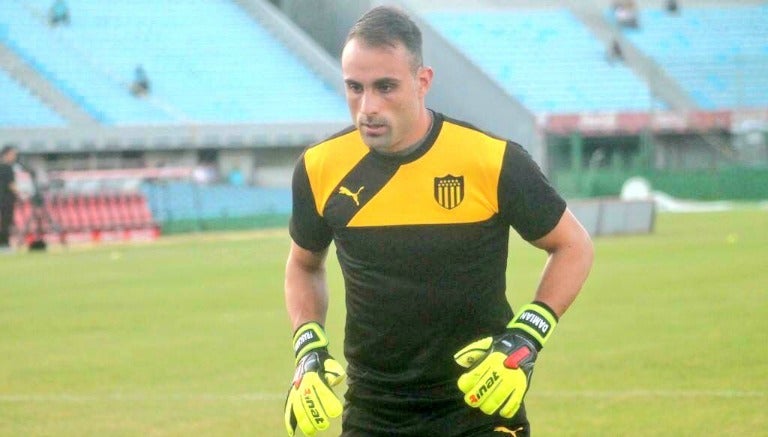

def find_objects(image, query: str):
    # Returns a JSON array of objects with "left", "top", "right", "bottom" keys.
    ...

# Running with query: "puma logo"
[
  {"left": 494, "top": 426, "right": 525, "bottom": 436},
  {"left": 338, "top": 186, "right": 364, "bottom": 206}
]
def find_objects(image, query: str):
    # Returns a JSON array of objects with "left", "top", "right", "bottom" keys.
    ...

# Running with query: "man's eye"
[
  {"left": 347, "top": 83, "right": 362, "bottom": 93},
  {"left": 378, "top": 84, "right": 394, "bottom": 93}
]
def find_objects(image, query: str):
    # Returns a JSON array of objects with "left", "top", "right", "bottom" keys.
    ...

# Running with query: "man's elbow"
[{"left": 580, "top": 231, "right": 595, "bottom": 274}]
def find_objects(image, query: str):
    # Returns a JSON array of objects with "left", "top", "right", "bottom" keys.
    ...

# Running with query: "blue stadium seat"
[
  {"left": 425, "top": 9, "right": 657, "bottom": 113},
  {"left": 1, "top": 2, "right": 173, "bottom": 124},
  {"left": 2, "top": 0, "right": 348, "bottom": 124},
  {"left": 624, "top": 5, "right": 768, "bottom": 109},
  {"left": 0, "top": 68, "right": 65, "bottom": 126},
  {"left": 142, "top": 182, "right": 291, "bottom": 222}
]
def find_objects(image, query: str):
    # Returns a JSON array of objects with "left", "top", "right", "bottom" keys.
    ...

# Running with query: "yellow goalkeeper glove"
[
  {"left": 454, "top": 302, "right": 558, "bottom": 418},
  {"left": 284, "top": 322, "right": 345, "bottom": 436}
]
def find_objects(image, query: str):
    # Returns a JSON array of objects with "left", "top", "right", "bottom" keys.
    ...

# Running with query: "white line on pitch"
[
  {"left": 0, "top": 393, "right": 285, "bottom": 402},
  {"left": 0, "top": 390, "right": 764, "bottom": 403},
  {"left": 536, "top": 390, "right": 766, "bottom": 398}
]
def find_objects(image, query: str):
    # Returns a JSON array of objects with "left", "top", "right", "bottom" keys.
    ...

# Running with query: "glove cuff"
[
  {"left": 292, "top": 322, "right": 329, "bottom": 363},
  {"left": 507, "top": 301, "right": 559, "bottom": 351}
]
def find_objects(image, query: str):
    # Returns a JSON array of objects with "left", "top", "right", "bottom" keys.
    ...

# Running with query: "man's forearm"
[
  {"left": 285, "top": 271, "right": 329, "bottom": 331},
  {"left": 284, "top": 243, "right": 330, "bottom": 331},
  {"left": 533, "top": 243, "right": 593, "bottom": 318},
  {"left": 530, "top": 209, "right": 594, "bottom": 318}
]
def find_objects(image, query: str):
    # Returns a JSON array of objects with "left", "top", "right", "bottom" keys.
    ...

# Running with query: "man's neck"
[{"left": 389, "top": 110, "right": 434, "bottom": 157}]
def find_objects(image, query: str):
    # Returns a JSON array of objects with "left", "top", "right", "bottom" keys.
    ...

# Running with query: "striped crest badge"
[{"left": 434, "top": 175, "right": 464, "bottom": 210}]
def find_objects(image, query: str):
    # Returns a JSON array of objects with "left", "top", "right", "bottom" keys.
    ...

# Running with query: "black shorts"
[{"left": 341, "top": 382, "right": 530, "bottom": 437}]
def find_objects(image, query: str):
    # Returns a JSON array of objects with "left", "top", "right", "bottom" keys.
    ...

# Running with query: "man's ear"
[{"left": 417, "top": 66, "right": 434, "bottom": 98}]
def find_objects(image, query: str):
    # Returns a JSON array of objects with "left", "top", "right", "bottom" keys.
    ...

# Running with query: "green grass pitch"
[{"left": 1, "top": 210, "right": 766, "bottom": 436}]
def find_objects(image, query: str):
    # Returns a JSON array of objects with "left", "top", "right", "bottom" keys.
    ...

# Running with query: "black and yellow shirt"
[{"left": 290, "top": 112, "right": 565, "bottom": 393}]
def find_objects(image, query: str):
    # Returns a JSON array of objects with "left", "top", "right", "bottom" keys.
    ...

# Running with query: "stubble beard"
[{"left": 358, "top": 118, "right": 393, "bottom": 154}]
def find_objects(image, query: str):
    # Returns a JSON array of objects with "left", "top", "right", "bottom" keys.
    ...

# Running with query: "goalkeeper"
[{"left": 282, "top": 6, "right": 594, "bottom": 437}]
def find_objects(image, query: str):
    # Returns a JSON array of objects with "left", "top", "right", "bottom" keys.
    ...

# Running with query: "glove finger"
[
  {"left": 457, "top": 359, "right": 489, "bottom": 394},
  {"left": 498, "top": 394, "right": 523, "bottom": 419},
  {"left": 497, "top": 368, "right": 528, "bottom": 418},
  {"left": 478, "top": 372, "right": 511, "bottom": 416},
  {"left": 459, "top": 360, "right": 500, "bottom": 405},
  {"left": 460, "top": 353, "right": 507, "bottom": 414},
  {"left": 322, "top": 358, "right": 346, "bottom": 387},
  {"left": 283, "top": 388, "right": 297, "bottom": 437},
  {"left": 453, "top": 337, "right": 493, "bottom": 368},
  {"left": 315, "top": 382, "right": 344, "bottom": 419},
  {"left": 294, "top": 373, "right": 342, "bottom": 434},
  {"left": 291, "top": 383, "right": 317, "bottom": 436},
  {"left": 458, "top": 348, "right": 506, "bottom": 393}
]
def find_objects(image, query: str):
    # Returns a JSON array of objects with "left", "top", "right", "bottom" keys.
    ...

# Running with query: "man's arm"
[
  {"left": 285, "top": 241, "right": 330, "bottom": 331},
  {"left": 9, "top": 181, "right": 18, "bottom": 200},
  {"left": 283, "top": 241, "right": 346, "bottom": 437},
  {"left": 454, "top": 208, "right": 593, "bottom": 418},
  {"left": 529, "top": 208, "right": 594, "bottom": 318}
]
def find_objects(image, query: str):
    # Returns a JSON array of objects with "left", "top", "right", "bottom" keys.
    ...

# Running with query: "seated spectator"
[
  {"left": 606, "top": 38, "right": 624, "bottom": 64},
  {"left": 665, "top": 0, "right": 679, "bottom": 14},
  {"left": 49, "top": 0, "right": 70, "bottom": 26},
  {"left": 612, "top": 0, "right": 639, "bottom": 29},
  {"left": 130, "top": 65, "right": 151, "bottom": 97}
]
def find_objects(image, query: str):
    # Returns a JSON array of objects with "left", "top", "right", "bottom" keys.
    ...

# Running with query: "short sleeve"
[
  {"left": 0, "top": 165, "right": 12, "bottom": 184},
  {"left": 498, "top": 142, "right": 566, "bottom": 241},
  {"left": 288, "top": 154, "right": 333, "bottom": 252}
]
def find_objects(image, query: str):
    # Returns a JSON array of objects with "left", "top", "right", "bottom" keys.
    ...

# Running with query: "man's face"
[
  {"left": 341, "top": 38, "right": 432, "bottom": 154},
  {"left": 2, "top": 149, "right": 17, "bottom": 164}
]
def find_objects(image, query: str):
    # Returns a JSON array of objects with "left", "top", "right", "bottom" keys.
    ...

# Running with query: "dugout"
[{"left": 544, "top": 111, "right": 768, "bottom": 201}]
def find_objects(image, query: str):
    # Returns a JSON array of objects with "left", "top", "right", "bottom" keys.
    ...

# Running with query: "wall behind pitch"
[
  {"left": 569, "top": 198, "right": 656, "bottom": 236},
  {"left": 278, "top": 0, "right": 372, "bottom": 57}
]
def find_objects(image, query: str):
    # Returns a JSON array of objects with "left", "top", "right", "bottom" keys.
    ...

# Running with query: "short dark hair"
[
  {"left": 1, "top": 145, "right": 17, "bottom": 157},
  {"left": 346, "top": 6, "right": 423, "bottom": 71}
]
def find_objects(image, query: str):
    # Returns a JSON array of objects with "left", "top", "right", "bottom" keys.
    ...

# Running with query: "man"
[
  {"left": 130, "top": 65, "right": 151, "bottom": 97},
  {"left": 283, "top": 6, "right": 593, "bottom": 436},
  {"left": 0, "top": 145, "right": 19, "bottom": 251}
]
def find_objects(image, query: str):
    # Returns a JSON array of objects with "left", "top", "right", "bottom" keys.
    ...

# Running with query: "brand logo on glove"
[
  {"left": 294, "top": 330, "right": 317, "bottom": 354},
  {"left": 518, "top": 311, "right": 550, "bottom": 336},
  {"left": 469, "top": 371, "right": 500, "bottom": 404},
  {"left": 303, "top": 392, "right": 325, "bottom": 425}
]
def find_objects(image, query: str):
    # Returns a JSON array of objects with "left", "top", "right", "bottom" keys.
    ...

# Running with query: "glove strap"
[
  {"left": 292, "top": 322, "right": 329, "bottom": 363},
  {"left": 507, "top": 301, "right": 559, "bottom": 350}
]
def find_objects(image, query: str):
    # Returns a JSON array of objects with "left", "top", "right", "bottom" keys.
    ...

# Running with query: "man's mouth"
[{"left": 361, "top": 121, "right": 387, "bottom": 136}]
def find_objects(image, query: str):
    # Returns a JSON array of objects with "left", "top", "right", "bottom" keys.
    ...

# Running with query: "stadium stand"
[
  {"left": 423, "top": 8, "right": 658, "bottom": 113},
  {"left": 0, "top": 67, "right": 65, "bottom": 126},
  {"left": 1, "top": 1, "right": 171, "bottom": 123},
  {"left": 13, "top": 191, "right": 159, "bottom": 244},
  {"left": 1, "top": 1, "right": 766, "bottom": 243},
  {"left": 1, "top": 0, "right": 348, "bottom": 124},
  {"left": 141, "top": 181, "right": 291, "bottom": 228},
  {"left": 622, "top": 4, "right": 768, "bottom": 109}
]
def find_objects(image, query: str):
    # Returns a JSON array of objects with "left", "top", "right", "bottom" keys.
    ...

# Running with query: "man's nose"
[{"left": 359, "top": 90, "right": 380, "bottom": 115}]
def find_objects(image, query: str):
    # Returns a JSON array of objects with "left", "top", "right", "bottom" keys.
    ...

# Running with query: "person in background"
[
  {"left": 49, "top": 0, "right": 70, "bottom": 26},
  {"left": 282, "top": 6, "right": 594, "bottom": 436},
  {"left": 666, "top": 0, "right": 680, "bottom": 14},
  {"left": 613, "top": 0, "right": 639, "bottom": 29},
  {"left": 606, "top": 38, "right": 625, "bottom": 64},
  {"left": 130, "top": 65, "right": 151, "bottom": 97},
  {"left": 0, "top": 145, "right": 20, "bottom": 252}
]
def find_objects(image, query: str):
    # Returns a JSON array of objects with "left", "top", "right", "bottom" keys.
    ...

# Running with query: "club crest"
[{"left": 434, "top": 175, "right": 464, "bottom": 209}]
